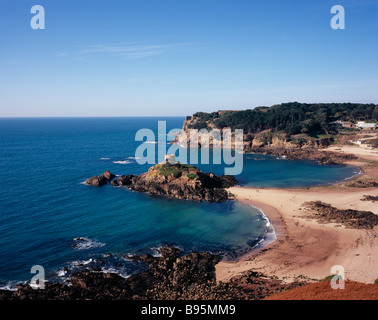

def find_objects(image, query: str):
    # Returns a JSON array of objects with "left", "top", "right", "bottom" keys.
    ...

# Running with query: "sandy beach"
[{"left": 216, "top": 146, "right": 378, "bottom": 284}]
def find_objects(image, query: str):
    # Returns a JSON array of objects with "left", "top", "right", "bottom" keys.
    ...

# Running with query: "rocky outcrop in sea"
[
  {"left": 85, "top": 163, "right": 237, "bottom": 202},
  {"left": 85, "top": 170, "right": 115, "bottom": 186}
]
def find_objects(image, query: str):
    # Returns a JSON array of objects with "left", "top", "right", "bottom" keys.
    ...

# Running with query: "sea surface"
[{"left": 0, "top": 117, "right": 359, "bottom": 287}]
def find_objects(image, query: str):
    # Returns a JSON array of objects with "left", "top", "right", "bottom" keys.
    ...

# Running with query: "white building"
[
  {"left": 356, "top": 122, "right": 377, "bottom": 129},
  {"left": 164, "top": 154, "right": 177, "bottom": 164}
]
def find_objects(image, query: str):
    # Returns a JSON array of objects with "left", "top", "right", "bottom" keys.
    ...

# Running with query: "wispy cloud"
[
  {"left": 6, "top": 59, "right": 20, "bottom": 65},
  {"left": 58, "top": 42, "right": 189, "bottom": 60}
]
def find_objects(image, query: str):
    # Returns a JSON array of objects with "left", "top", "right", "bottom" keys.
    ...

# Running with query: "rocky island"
[{"left": 86, "top": 162, "right": 238, "bottom": 202}]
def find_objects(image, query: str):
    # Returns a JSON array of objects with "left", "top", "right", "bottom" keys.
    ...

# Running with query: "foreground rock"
[
  {"left": 0, "top": 247, "right": 304, "bottom": 300},
  {"left": 86, "top": 163, "right": 238, "bottom": 202}
]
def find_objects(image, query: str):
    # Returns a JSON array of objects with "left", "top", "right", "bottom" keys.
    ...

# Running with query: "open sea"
[{"left": 0, "top": 117, "right": 359, "bottom": 288}]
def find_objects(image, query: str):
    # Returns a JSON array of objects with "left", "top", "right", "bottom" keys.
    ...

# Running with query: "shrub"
[
  {"left": 322, "top": 275, "right": 334, "bottom": 281},
  {"left": 187, "top": 173, "right": 197, "bottom": 180}
]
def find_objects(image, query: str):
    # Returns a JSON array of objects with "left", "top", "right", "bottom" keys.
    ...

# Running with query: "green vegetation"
[
  {"left": 187, "top": 173, "right": 197, "bottom": 180},
  {"left": 374, "top": 279, "right": 378, "bottom": 285},
  {"left": 322, "top": 275, "right": 334, "bottom": 281},
  {"left": 322, "top": 275, "right": 342, "bottom": 282},
  {"left": 188, "top": 120, "right": 208, "bottom": 130},
  {"left": 316, "top": 134, "right": 335, "bottom": 139},
  {"left": 154, "top": 163, "right": 199, "bottom": 179},
  {"left": 187, "top": 102, "right": 378, "bottom": 137}
]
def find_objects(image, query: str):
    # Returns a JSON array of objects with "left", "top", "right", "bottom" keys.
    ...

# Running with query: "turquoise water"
[{"left": 0, "top": 117, "right": 358, "bottom": 286}]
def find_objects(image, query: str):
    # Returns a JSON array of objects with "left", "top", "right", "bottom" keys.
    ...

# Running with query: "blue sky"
[{"left": 0, "top": 0, "right": 377, "bottom": 117}]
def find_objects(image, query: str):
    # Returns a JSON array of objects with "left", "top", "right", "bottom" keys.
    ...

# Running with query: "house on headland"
[{"left": 356, "top": 122, "right": 377, "bottom": 130}]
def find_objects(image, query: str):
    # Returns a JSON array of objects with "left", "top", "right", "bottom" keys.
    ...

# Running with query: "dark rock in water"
[
  {"left": 86, "top": 171, "right": 115, "bottom": 186},
  {"left": 103, "top": 171, "right": 115, "bottom": 181},
  {"left": 73, "top": 237, "right": 86, "bottom": 242},
  {"left": 128, "top": 253, "right": 157, "bottom": 265},
  {"left": 92, "top": 267, "right": 102, "bottom": 272},
  {"left": 71, "top": 237, "right": 87, "bottom": 249},
  {"left": 111, "top": 175, "right": 135, "bottom": 186},
  {"left": 85, "top": 175, "right": 107, "bottom": 186}
]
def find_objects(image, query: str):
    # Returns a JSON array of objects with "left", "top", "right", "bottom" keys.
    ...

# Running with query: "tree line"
[{"left": 188, "top": 102, "right": 378, "bottom": 136}]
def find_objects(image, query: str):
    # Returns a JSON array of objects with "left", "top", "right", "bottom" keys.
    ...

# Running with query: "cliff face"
[
  {"left": 86, "top": 163, "right": 238, "bottom": 202},
  {"left": 249, "top": 132, "right": 333, "bottom": 150},
  {"left": 174, "top": 114, "right": 249, "bottom": 150}
]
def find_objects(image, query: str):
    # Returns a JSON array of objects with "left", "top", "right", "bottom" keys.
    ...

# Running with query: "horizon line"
[{"left": 0, "top": 115, "right": 189, "bottom": 119}]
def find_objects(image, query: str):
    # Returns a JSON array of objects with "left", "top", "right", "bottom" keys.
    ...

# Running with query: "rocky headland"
[{"left": 172, "top": 109, "right": 361, "bottom": 166}]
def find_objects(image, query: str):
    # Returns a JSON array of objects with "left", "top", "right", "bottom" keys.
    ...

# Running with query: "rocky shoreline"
[
  {"left": 0, "top": 247, "right": 304, "bottom": 300},
  {"left": 86, "top": 163, "right": 238, "bottom": 202},
  {"left": 304, "top": 201, "right": 378, "bottom": 229},
  {"left": 246, "top": 146, "right": 358, "bottom": 165}
]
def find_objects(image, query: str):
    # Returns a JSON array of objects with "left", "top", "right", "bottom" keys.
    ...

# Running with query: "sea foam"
[
  {"left": 72, "top": 237, "right": 105, "bottom": 250},
  {"left": 112, "top": 160, "right": 132, "bottom": 165}
]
